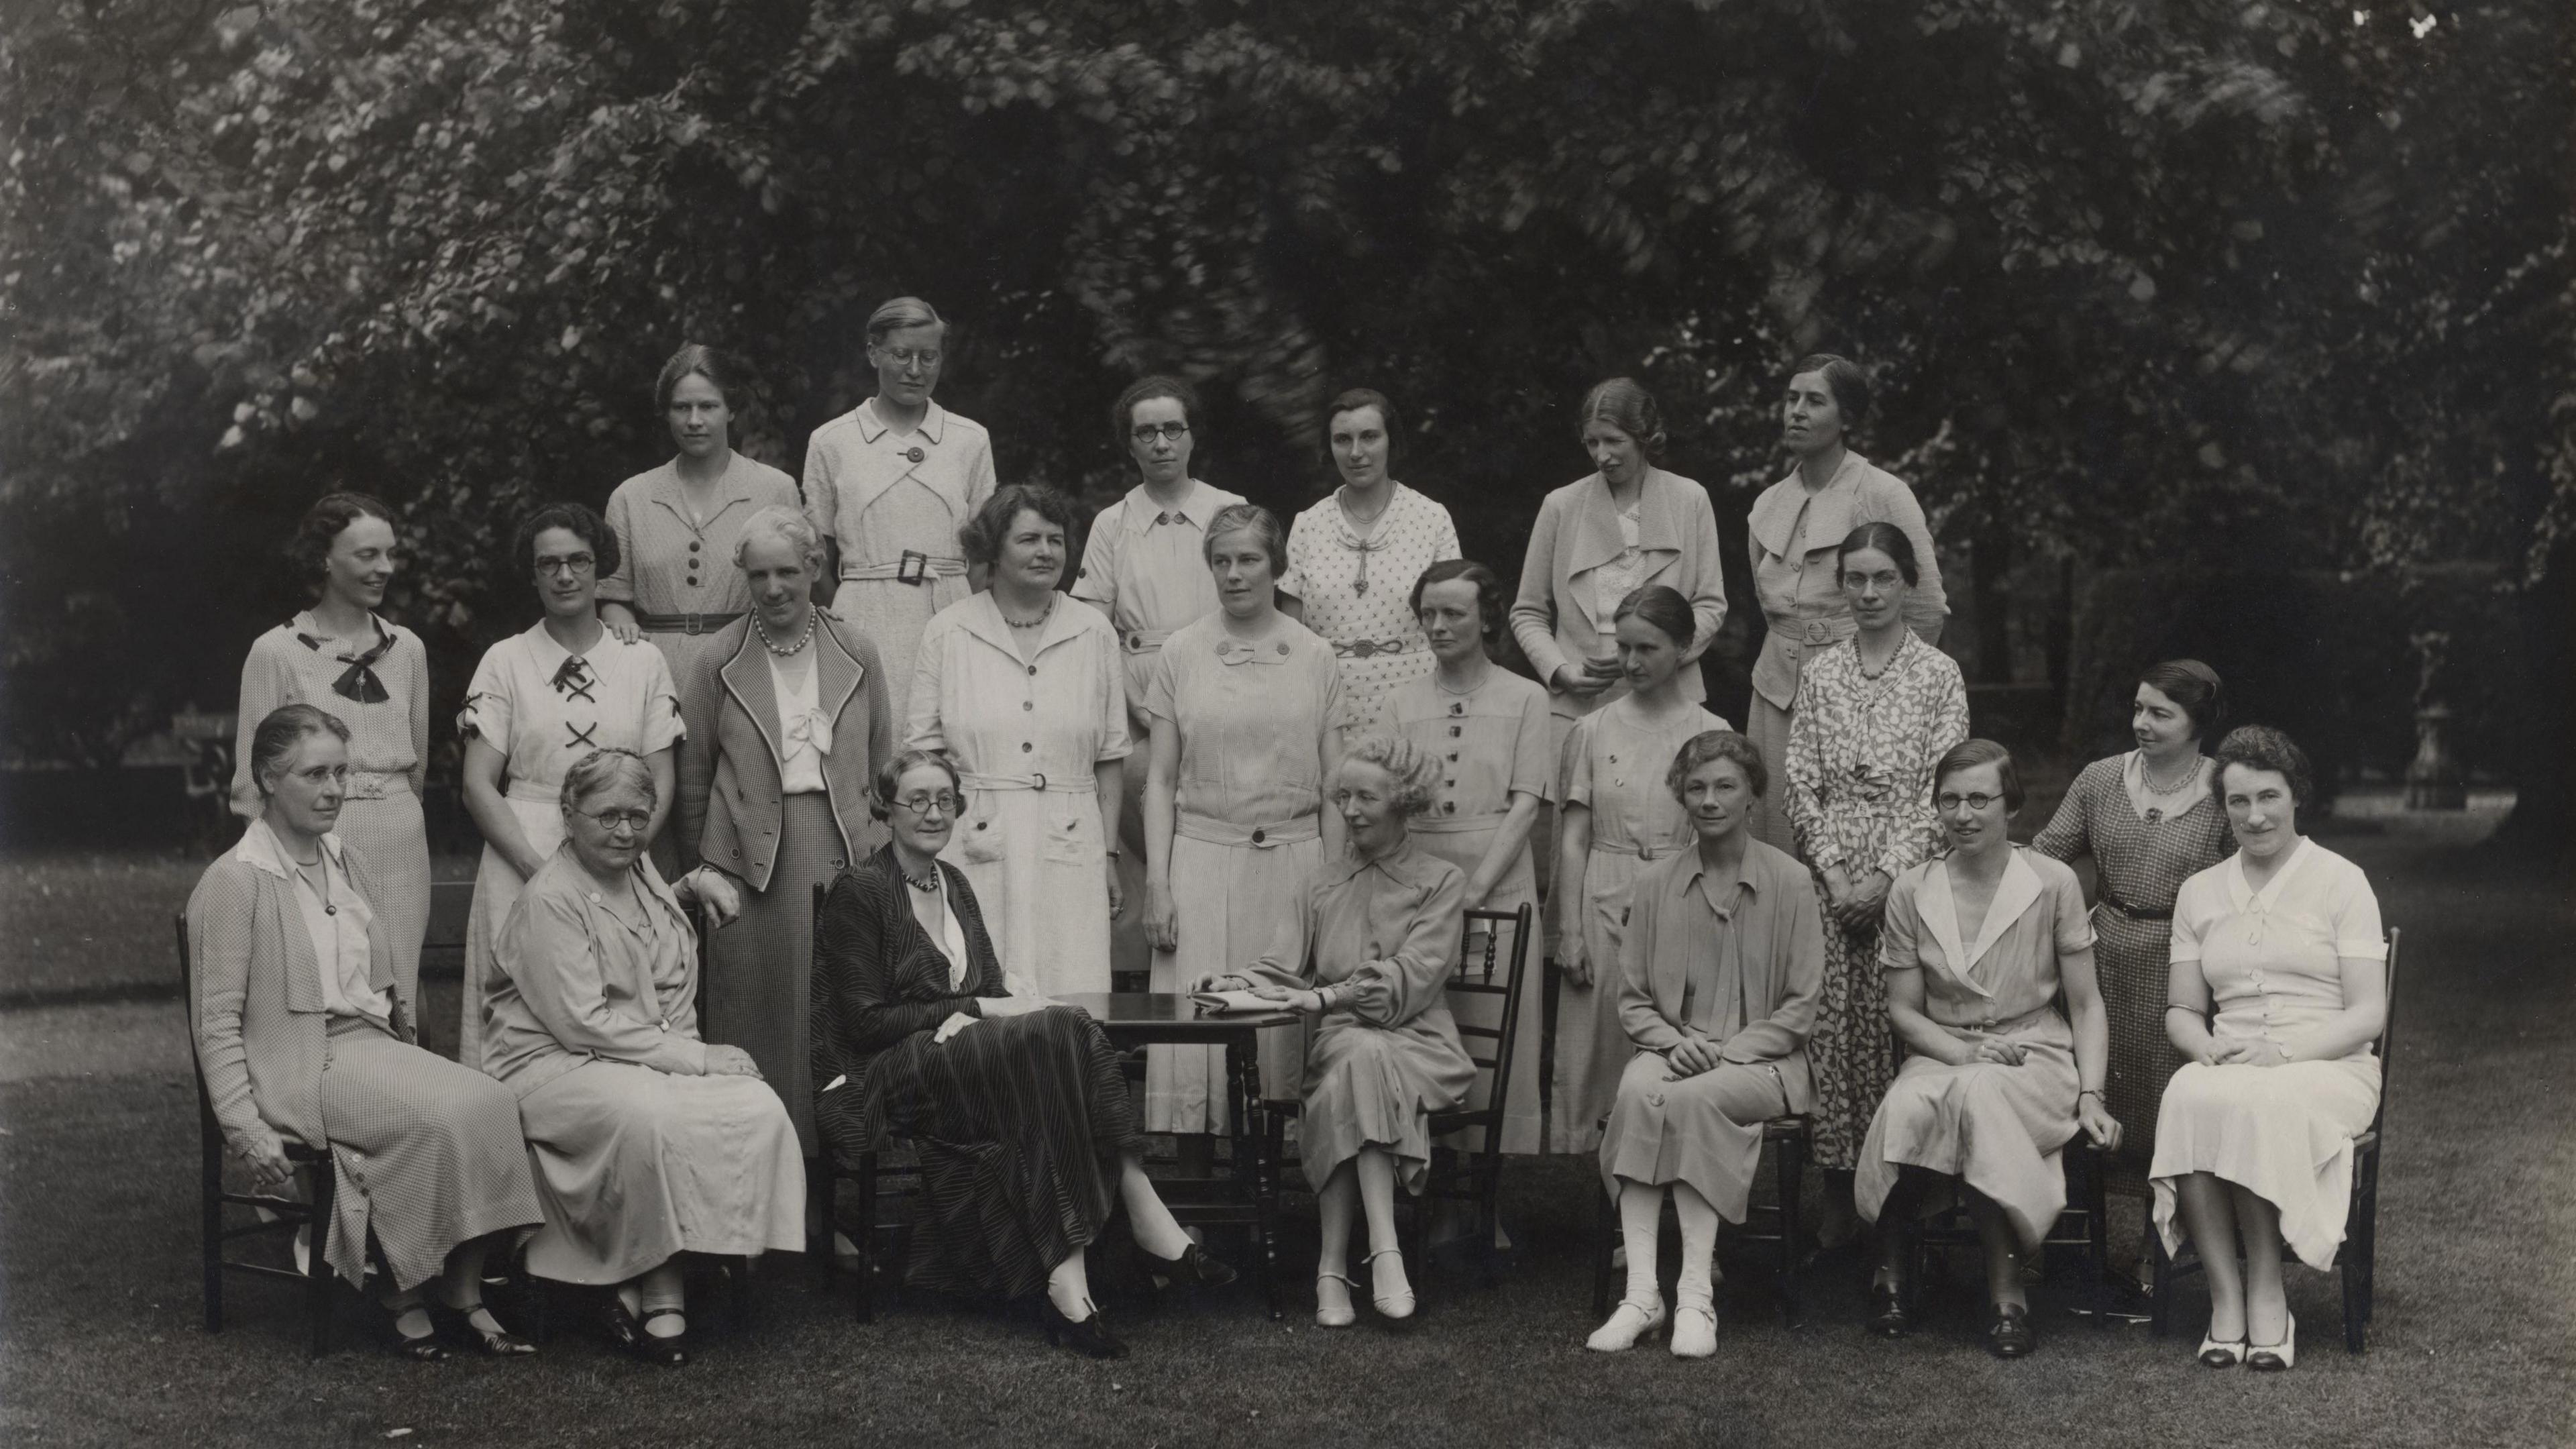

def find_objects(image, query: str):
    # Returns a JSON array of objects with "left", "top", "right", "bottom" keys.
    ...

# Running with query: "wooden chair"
[
  {"left": 2150, "top": 928, "right": 2400, "bottom": 1354},
  {"left": 1590, "top": 1112, "right": 1813, "bottom": 1327},
  {"left": 177, "top": 912, "right": 339, "bottom": 1357},
  {"left": 1266, "top": 903, "right": 1536, "bottom": 1304},
  {"left": 806, "top": 881, "right": 922, "bottom": 1322}
]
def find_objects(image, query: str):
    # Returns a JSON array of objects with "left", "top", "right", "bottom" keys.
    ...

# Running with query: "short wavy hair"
[
  {"left": 1324, "top": 387, "right": 1403, "bottom": 468},
  {"left": 1340, "top": 733, "right": 1443, "bottom": 817},
  {"left": 248, "top": 703, "right": 351, "bottom": 799},
  {"left": 733, "top": 504, "right": 826, "bottom": 575},
  {"left": 1113, "top": 374, "right": 1201, "bottom": 456},
  {"left": 559, "top": 747, "right": 655, "bottom": 814},
  {"left": 1409, "top": 558, "right": 1506, "bottom": 644},
  {"left": 2212, "top": 724, "right": 2314, "bottom": 811},
  {"left": 512, "top": 501, "right": 620, "bottom": 585},
  {"left": 957, "top": 484, "right": 1081, "bottom": 575},
  {"left": 1786, "top": 352, "right": 1873, "bottom": 432},
  {"left": 870, "top": 749, "right": 964, "bottom": 823},
  {"left": 1666, "top": 729, "right": 1766, "bottom": 801},
  {"left": 1580, "top": 377, "right": 1668, "bottom": 464},
  {"left": 1933, "top": 738, "right": 2024, "bottom": 814},
  {"left": 289, "top": 492, "right": 397, "bottom": 588},
  {"left": 1203, "top": 502, "right": 1287, "bottom": 577}
]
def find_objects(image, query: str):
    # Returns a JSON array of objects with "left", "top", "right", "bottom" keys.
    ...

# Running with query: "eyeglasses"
[
  {"left": 892, "top": 792, "right": 961, "bottom": 818},
  {"left": 1935, "top": 793, "right": 2001, "bottom": 812},
  {"left": 535, "top": 553, "right": 598, "bottom": 577},
  {"left": 578, "top": 807, "right": 653, "bottom": 833},
  {"left": 877, "top": 346, "right": 942, "bottom": 369},
  {"left": 1131, "top": 422, "right": 1191, "bottom": 444},
  {"left": 1839, "top": 570, "right": 1904, "bottom": 591}
]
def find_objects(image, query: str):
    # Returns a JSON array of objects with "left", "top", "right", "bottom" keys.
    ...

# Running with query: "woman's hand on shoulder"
[{"left": 599, "top": 601, "right": 644, "bottom": 644}]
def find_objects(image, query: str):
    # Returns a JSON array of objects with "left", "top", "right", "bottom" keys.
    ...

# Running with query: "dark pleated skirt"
[{"left": 867, "top": 1004, "right": 1146, "bottom": 1300}]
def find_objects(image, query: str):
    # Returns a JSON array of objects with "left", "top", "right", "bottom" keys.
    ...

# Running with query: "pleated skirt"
[
  {"left": 516, "top": 1058, "right": 806, "bottom": 1284},
  {"left": 317, "top": 1016, "right": 542, "bottom": 1291},
  {"left": 1297, "top": 1012, "right": 1476, "bottom": 1193},
  {"left": 868, "top": 1004, "right": 1147, "bottom": 1299},
  {"left": 1149, "top": 832, "right": 1321, "bottom": 1131},
  {"left": 706, "top": 793, "right": 847, "bottom": 1156},
  {"left": 333, "top": 792, "right": 431, "bottom": 1014},
  {"left": 1856, "top": 1022, "right": 2082, "bottom": 1252},
  {"left": 1598, "top": 1053, "right": 1797, "bottom": 1223},
  {"left": 2150, "top": 1057, "right": 2379, "bottom": 1271}
]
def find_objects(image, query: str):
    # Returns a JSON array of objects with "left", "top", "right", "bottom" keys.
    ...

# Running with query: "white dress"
[
  {"left": 1278, "top": 484, "right": 1460, "bottom": 735},
  {"left": 907, "top": 592, "right": 1130, "bottom": 998},
  {"left": 2151, "top": 839, "right": 2386, "bottom": 1270},
  {"left": 456, "top": 624, "right": 683, "bottom": 1069}
]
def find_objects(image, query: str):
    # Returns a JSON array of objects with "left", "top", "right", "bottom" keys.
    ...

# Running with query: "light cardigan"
[
  {"left": 1744, "top": 451, "right": 1947, "bottom": 712},
  {"left": 1509, "top": 467, "right": 1728, "bottom": 720},
  {"left": 186, "top": 826, "right": 407, "bottom": 1158},
  {"left": 1614, "top": 838, "right": 1823, "bottom": 1107}
]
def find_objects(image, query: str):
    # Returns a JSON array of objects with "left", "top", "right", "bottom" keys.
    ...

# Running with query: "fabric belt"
[
  {"left": 341, "top": 769, "right": 413, "bottom": 802},
  {"left": 1766, "top": 613, "right": 1860, "bottom": 649},
  {"left": 2097, "top": 886, "right": 2174, "bottom": 922},
  {"left": 1591, "top": 839, "right": 1688, "bottom": 861},
  {"left": 1122, "top": 628, "right": 1180, "bottom": 654},
  {"left": 1947, "top": 1002, "right": 2066, "bottom": 1037},
  {"left": 1175, "top": 811, "right": 1321, "bottom": 849},
  {"left": 1328, "top": 635, "right": 1424, "bottom": 660},
  {"left": 843, "top": 557, "right": 967, "bottom": 585},
  {"left": 1409, "top": 809, "right": 1513, "bottom": 835},
  {"left": 959, "top": 769, "right": 1095, "bottom": 794},
  {"left": 637, "top": 611, "right": 743, "bottom": 636}
]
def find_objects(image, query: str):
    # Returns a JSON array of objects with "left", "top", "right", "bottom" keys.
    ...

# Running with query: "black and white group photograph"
[{"left": 1, "top": 1, "right": 2568, "bottom": 1445}]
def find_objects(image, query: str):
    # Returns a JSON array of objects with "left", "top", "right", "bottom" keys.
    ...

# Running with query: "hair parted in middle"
[
  {"left": 653, "top": 341, "right": 755, "bottom": 414},
  {"left": 249, "top": 702, "right": 352, "bottom": 799},
  {"left": 1613, "top": 583, "right": 1697, "bottom": 651},
  {"left": 1835, "top": 519, "right": 1920, "bottom": 588},
  {"left": 1340, "top": 732, "right": 1444, "bottom": 817},
  {"left": 1324, "top": 387, "right": 1403, "bottom": 467},
  {"left": 1580, "top": 376, "right": 1668, "bottom": 463}
]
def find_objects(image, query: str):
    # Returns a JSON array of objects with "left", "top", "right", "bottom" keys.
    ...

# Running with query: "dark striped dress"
[{"left": 812, "top": 847, "right": 1145, "bottom": 1300}]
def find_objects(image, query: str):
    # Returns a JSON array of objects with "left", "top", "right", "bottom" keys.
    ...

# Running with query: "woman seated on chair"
[
  {"left": 188, "top": 704, "right": 544, "bottom": 1360},
  {"left": 810, "top": 750, "right": 1234, "bottom": 1361},
  {"left": 1587, "top": 731, "right": 1823, "bottom": 1358},
  {"left": 2151, "top": 724, "right": 2387, "bottom": 1373},
  {"left": 1193, "top": 733, "right": 1477, "bottom": 1330},
  {"left": 482, "top": 747, "right": 804, "bottom": 1367},
  {"left": 1857, "top": 739, "right": 2121, "bottom": 1358}
]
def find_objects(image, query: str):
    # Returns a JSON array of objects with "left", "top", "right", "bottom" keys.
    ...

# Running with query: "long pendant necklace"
[{"left": 1340, "top": 486, "right": 1391, "bottom": 596}]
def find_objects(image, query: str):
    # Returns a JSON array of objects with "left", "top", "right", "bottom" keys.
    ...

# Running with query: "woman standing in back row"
[
  {"left": 803, "top": 297, "right": 998, "bottom": 729},
  {"left": 1745, "top": 354, "right": 1946, "bottom": 852}
]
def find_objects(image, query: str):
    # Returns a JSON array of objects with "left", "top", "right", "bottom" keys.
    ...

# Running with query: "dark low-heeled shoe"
[
  {"left": 1148, "top": 1241, "right": 1238, "bottom": 1290},
  {"left": 430, "top": 1300, "right": 536, "bottom": 1357},
  {"left": 602, "top": 1300, "right": 687, "bottom": 1367},
  {"left": 1867, "top": 1277, "right": 1911, "bottom": 1339},
  {"left": 386, "top": 1305, "right": 449, "bottom": 1361},
  {"left": 1987, "top": 1301, "right": 2037, "bottom": 1359},
  {"left": 1039, "top": 1295, "right": 1128, "bottom": 1359}
]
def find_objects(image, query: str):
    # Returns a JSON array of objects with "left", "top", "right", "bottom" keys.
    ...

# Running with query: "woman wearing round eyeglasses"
[
  {"left": 1277, "top": 388, "right": 1460, "bottom": 735},
  {"left": 1781, "top": 521, "right": 1968, "bottom": 1247},
  {"left": 802, "top": 297, "right": 996, "bottom": 730},
  {"left": 673, "top": 506, "right": 896, "bottom": 1156},
  {"left": 485, "top": 748, "right": 800, "bottom": 1367},
  {"left": 812, "top": 751, "right": 1234, "bottom": 1358},
  {"left": 456, "top": 502, "right": 684, "bottom": 1070}
]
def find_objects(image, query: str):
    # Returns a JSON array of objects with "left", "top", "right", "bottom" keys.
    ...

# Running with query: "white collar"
[
  {"left": 1915, "top": 847, "right": 2046, "bottom": 997},
  {"left": 2225, "top": 836, "right": 2314, "bottom": 913},
  {"left": 234, "top": 816, "right": 344, "bottom": 881},
  {"left": 1122, "top": 478, "right": 1224, "bottom": 535}
]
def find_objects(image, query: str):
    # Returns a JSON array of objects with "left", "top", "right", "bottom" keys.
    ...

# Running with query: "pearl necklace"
[
  {"left": 2140, "top": 752, "right": 2202, "bottom": 795},
  {"left": 999, "top": 594, "right": 1056, "bottom": 629},
  {"left": 755, "top": 606, "right": 816, "bottom": 657}
]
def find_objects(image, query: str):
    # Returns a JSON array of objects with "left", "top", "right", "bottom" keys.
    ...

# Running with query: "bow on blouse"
[
  {"left": 784, "top": 706, "right": 835, "bottom": 758},
  {"left": 550, "top": 655, "right": 596, "bottom": 702},
  {"left": 298, "top": 619, "right": 396, "bottom": 705}
]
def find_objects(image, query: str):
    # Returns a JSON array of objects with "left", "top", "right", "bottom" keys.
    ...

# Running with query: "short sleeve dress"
[
  {"left": 1143, "top": 610, "right": 1346, "bottom": 1123},
  {"left": 2150, "top": 839, "right": 2385, "bottom": 1269},
  {"left": 455, "top": 625, "right": 684, "bottom": 1069},
  {"left": 230, "top": 612, "right": 433, "bottom": 1012},
  {"left": 1551, "top": 698, "right": 1728, "bottom": 1152},
  {"left": 1384, "top": 665, "right": 1555, "bottom": 1154},
  {"left": 802, "top": 398, "right": 998, "bottom": 729},
  {"left": 1856, "top": 847, "right": 2097, "bottom": 1250},
  {"left": 598, "top": 454, "right": 804, "bottom": 686},
  {"left": 1277, "top": 484, "right": 1459, "bottom": 735}
]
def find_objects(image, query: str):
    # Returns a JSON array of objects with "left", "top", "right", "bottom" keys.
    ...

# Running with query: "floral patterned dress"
[{"left": 1782, "top": 631, "right": 1969, "bottom": 1170}]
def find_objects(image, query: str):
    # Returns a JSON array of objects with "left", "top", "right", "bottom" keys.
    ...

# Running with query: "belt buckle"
[
  {"left": 1348, "top": 639, "right": 1378, "bottom": 659},
  {"left": 682, "top": 614, "right": 705, "bottom": 636},
  {"left": 897, "top": 549, "right": 929, "bottom": 586},
  {"left": 1030, "top": 771, "right": 1047, "bottom": 791},
  {"left": 1806, "top": 622, "right": 1828, "bottom": 643}
]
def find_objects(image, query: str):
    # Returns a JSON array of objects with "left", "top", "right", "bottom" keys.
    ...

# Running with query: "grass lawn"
[{"left": 1, "top": 827, "right": 2568, "bottom": 1448}]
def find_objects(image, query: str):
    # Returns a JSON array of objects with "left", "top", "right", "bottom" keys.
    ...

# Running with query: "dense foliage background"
[{"left": 3, "top": 0, "right": 2567, "bottom": 842}]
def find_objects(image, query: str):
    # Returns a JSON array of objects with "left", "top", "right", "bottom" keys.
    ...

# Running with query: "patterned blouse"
[
  {"left": 1782, "top": 631, "right": 1970, "bottom": 880},
  {"left": 1278, "top": 483, "right": 1460, "bottom": 734}
]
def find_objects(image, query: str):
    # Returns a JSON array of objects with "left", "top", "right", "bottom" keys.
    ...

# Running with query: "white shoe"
[
  {"left": 1366, "top": 1248, "right": 1415, "bottom": 1320},
  {"left": 1670, "top": 1301, "right": 1717, "bottom": 1359},
  {"left": 1586, "top": 1295, "right": 1668, "bottom": 1351},
  {"left": 1315, "top": 1271, "right": 1357, "bottom": 1329}
]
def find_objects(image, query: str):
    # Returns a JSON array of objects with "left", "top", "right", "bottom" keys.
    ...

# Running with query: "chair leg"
[
  {"left": 2149, "top": 1230, "right": 2173, "bottom": 1338},
  {"left": 812, "top": 1167, "right": 837, "bottom": 1292},
  {"left": 305, "top": 1161, "right": 335, "bottom": 1359},
  {"left": 1591, "top": 1181, "right": 1615, "bottom": 1320},
  {"left": 853, "top": 1159, "right": 877, "bottom": 1324},
  {"left": 733, "top": 1255, "right": 755, "bottom": 1334},
  {"left": 1776, "top": 1133, "right": 1807, "bottom": 1328},
  {"left": 201, "top": 1120, "right": 225, "bottom": 1334}
]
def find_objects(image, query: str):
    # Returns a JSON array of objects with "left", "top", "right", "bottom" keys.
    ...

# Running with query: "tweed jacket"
[
  {"left": 1509, "top": 466, "right": 1729, "bottom": 720},
  {"left": 676, "top": 607, "right": 895, "bottom": 889},
  {"left": 186, "top": 830, "right": 407, "bottom": 1157},
  {"left": 810, "top": 846, "right": 1010, "bottom": 1166}
]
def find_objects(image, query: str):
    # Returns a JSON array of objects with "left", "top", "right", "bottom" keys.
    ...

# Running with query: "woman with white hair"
[
  {"left": 486, "top": 748, "right": 800, "bottom": 1367},
  {"left": 1193, "top": 734, "right": 1474, "bottom": 1328},
  {"left": 674, "top": 505, "right": 897, "bottom": 1154}
]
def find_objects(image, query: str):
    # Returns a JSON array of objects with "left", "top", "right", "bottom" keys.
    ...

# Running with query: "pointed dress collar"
[{"left": 1915, "top": 847, "right": 2047, "bottom": 1000}]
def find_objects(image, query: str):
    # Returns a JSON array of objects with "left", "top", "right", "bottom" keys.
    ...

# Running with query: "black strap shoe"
[
  {"left": 1148, "top": 1241, "right": 1239, "bottom": 1289},
  {"left": 1988, "top": 1301, "right": 2037, "bottom": 1358},
  {"left": 1040, "top": 1295, "right": 1128, "bottom": 1359}
]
